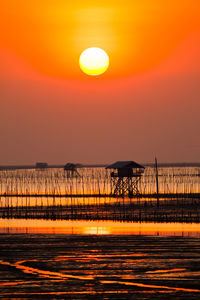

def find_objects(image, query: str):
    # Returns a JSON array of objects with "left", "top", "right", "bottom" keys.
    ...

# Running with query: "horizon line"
[{"left": 0, "top": 162, "right": 200, "bottom": 170}]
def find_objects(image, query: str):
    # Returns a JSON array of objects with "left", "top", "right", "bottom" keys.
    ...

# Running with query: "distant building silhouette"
[
  {"left": 35, "top": 162, "right": 48, "bottom": 169},
  {"left": 64, "top": 163, "right": 80, "bottom": 177}
]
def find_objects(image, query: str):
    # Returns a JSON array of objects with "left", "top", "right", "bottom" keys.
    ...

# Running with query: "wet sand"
[{"left": 0, "top": 234, "right": 200, "bottom": 299}]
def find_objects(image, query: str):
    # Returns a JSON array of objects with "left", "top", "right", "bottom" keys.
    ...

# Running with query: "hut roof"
[
  {"left": 64, "top": 163, "right": 77, "bottom": 169},
  {"left": 106, "top": 161, "right": 144, "bottom": 169}
]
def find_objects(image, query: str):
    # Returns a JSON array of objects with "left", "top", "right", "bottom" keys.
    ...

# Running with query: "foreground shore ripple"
[{"left": 0, "top": 234, "right": 200, "bottom": 299}]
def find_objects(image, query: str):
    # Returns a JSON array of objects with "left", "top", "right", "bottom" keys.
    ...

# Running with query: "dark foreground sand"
[{"left": 0, "top": 234, "right": 200, "bottom": 299}]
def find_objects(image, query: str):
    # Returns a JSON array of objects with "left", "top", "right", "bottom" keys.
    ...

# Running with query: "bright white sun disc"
[{"left": 79, "top": 47, "right": 109, "bottom": 76}]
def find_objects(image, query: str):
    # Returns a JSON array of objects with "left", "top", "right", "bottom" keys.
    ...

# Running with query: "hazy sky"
[{"left": 0, "top": 1, "right": 200, "bottom": 165}]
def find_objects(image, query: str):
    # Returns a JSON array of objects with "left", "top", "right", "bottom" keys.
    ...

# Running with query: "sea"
[{"left": 0, "top": 166, "right": 200, "bottom": 298}]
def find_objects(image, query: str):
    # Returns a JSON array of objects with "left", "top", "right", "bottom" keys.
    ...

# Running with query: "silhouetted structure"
[
  {"left": 106, "top": 161, "right": 145, "bottom": 197},
  {"left": 35, "top": 162, "right": 48, "bottom": 169},
  {"left": 64, "top": 163, "right": 80, "bottom": 177}
]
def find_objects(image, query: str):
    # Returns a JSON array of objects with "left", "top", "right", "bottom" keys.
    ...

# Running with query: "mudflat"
[{"left": 0, "top": 234, "right": 200, "bottom": 299}]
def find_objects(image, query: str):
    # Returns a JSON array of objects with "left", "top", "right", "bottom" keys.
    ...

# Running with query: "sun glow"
[
  {"left": 79, "top": 47, "right": 109, "bottom": 76},
  {"left": 0, "top": 1, "right": 199, "bottom": 78}
]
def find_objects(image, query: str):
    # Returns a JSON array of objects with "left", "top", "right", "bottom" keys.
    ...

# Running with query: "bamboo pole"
[{"left": 155, "top": 157, "right": 159, "bottom": 208}]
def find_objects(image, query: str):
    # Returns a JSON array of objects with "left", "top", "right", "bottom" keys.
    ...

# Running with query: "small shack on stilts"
[
  {"left": 64, "top": 163, "right": 80, "bottom": 178},
  {"left": 106, "top": 161, "right": 145, "bottom": 197}
]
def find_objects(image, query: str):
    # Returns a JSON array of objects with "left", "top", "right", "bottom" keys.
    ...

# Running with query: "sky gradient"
[{"left": 0, "top": 0, "right": 200, "bottom": 165}]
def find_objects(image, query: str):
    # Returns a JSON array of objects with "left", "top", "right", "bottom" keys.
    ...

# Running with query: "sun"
[{"left": 79, "top": 47, "right": 109, "bottom": 76}]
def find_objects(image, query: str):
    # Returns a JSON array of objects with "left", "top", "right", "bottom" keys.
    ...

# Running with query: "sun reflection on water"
[{"left": 0, "top": 218, "right": 199, "bottom": 237}]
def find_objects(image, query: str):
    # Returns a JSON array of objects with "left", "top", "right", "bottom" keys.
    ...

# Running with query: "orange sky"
[
  {"left": 1, "top": 0, "right": 199, "bottom": 78},
  {"left": 0, "top": 1, "right": 200, "bottom": 164}
]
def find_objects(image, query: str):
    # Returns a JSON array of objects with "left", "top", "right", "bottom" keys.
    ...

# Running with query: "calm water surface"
[{"left": 0, "top": 218, "right": 200, "bottom": 237}]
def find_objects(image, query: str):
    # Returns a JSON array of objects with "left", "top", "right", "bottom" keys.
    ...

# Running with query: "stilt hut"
[
  {"left": 64, "top": 163, "right": 80, "bottom": 177},
  {"left": 106, "top": 161, "right": 144, "bottom": 197},
  {"left": 35, "top": 162, "right": 48, "bottom": 169}
]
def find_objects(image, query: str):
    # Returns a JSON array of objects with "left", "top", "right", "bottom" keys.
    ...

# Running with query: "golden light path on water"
[
  {"left": 0, "top": 219, "right": 199, "bottom": 236},
  {"left": 0, "top": 260, "right": 200, "bottom": 294}
]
